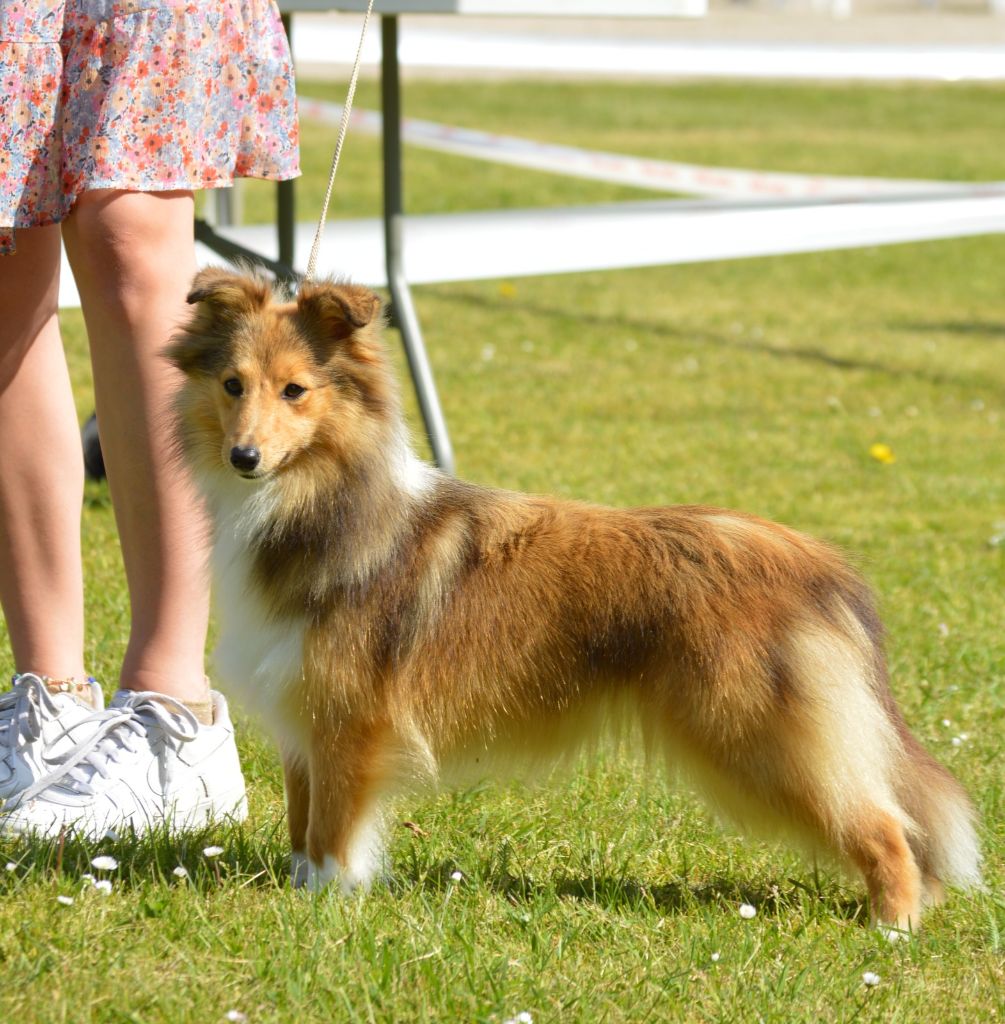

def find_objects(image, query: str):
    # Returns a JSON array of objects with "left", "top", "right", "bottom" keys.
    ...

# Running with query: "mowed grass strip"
[{"left": 2, "top": 79, "right": 1003, "bottom": 1023}]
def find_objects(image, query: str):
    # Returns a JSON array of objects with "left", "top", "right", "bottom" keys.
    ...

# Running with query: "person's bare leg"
[
  {"left": 0, "top": 225, "right": 87, "bottom": 683},
  {"left": 62, "top": 190, "right": 209, "bottom": 703}
]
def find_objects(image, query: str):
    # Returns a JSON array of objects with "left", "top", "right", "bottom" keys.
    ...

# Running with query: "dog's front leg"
[
  {"left": 305, "top": 719, "right": 386, "bottom": 894},
  {"left": 282, "top": 749, "right": 311, "bottom": 888}
]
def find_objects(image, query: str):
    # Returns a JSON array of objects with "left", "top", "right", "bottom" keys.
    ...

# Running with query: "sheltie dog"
[{"left": 168, "top": 268, "right": 980, "bottom": 932}]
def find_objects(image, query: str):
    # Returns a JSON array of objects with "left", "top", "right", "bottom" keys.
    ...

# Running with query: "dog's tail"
[
  {"left": 889, "top": 710, "right": 982, "bottom": 893},
  {"left": 820, "top": 569, "right": 982, "bottom": 896},
  {"left": 842, "top": 584, "right": 982, "bottom": 895}
]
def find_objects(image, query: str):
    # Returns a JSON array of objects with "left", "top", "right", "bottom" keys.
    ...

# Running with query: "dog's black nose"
[{"left": 230, "top": 446, "right": 261, "bottom": 472}]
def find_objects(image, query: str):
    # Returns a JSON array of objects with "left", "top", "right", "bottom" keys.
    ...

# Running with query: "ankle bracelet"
[{"left": 13, "top": 673, "right": 98, "bottom": 700}]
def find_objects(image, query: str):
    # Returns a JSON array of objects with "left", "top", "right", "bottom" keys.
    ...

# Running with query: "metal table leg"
[
  {"left": 278, "top": 13, "right": 296, "bottom": 271},
  {"left": 381, "top": 14, "right": 455, "bottom": 475}
]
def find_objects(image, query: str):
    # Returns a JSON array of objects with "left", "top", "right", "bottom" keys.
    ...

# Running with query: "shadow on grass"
[
  {"left": 433, "top": 287, "right": 996, "bottom": 389},
  {"left": 889, "top": 319, "right": 1005, "bottom": 341},
  {"left": 396, "top": 857, "right": 868, "bottom": 924},
  {"left": 3, "top": 825, "right": 867, "bottom": 926},
  {"left": 554, "top": 872, "right": 865, "bottom": 923}
]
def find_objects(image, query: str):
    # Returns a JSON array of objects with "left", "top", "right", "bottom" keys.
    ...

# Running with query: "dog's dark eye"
[
  {"left": 223, "top": 378, "right": 243, "bottom": 397},
  {"left": 282, "top": 383, "right": 306, "bottom": 400}
]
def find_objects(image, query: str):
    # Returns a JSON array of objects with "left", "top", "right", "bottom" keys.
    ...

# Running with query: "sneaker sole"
[{"left": 0, "top": 787, "right": 248, "bottom": 840}]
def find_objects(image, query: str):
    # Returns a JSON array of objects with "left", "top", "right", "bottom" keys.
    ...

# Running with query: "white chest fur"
[{"left": 206, "top": 479, "right": 308, "bottom": 754}]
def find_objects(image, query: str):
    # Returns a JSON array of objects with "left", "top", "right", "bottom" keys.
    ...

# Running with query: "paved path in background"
[
  {"left": 292, "top": 0, "right": 1005, "bottom": 81},
  {"left": 197, "top": 194, "right": 1005, "bottom": 287}
]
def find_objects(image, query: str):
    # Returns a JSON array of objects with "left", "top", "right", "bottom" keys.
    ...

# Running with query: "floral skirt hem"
[
  {"left": 0, "top": 171, "right": 302, "bottom": 254},
  {"left": 0, "top": 0, "right": 300, "bottom": 255}
]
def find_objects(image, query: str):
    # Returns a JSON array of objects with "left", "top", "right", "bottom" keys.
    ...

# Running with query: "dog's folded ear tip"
[
  {"left": 298, "top": 280, "right": 382, "bottom": 329},
  {"left": 184, "top": 269, "right": 271, "bottom": 312}
]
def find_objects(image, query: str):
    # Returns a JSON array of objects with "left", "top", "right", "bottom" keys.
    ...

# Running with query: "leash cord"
[{"left": 303, "top": 0, "right": 377, "bottom": 283}]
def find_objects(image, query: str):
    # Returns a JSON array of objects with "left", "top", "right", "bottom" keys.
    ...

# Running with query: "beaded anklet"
[{"left": 13, "top": 673, "right": 101, "bottom": 707}]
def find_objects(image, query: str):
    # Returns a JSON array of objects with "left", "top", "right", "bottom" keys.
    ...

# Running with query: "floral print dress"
[{"left": 0, "top": 0, "right": 300, "bottom": 253}]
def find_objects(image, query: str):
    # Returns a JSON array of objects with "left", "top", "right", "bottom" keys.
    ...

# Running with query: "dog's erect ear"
[
  {"left": 185, "top": 267, "right": 271, "bottom": 320},
  {"left": 296, "top": 281, "right": 382, "bottom": 348},
  {"left": 167, "top": 269, "right": 270, "bottom": 376}
]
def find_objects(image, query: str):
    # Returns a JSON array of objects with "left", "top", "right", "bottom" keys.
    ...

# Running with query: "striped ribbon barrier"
[{"left": 298, "top": 98, "right": 1005, "bottom": 202}]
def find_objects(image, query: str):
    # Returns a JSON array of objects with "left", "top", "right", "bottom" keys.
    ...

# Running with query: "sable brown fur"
[{"left": 169, "top": 269, "right": 981, "bottom": 931}]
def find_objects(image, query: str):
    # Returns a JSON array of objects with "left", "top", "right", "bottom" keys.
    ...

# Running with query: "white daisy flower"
[
  {"left": 173, "top": 866, "right": 190, "bottom": 879},
  {"left": 225, "top": 1011, "right": 248, "bottom": 1023},
  {"left": 5, "top": 862, "right": 16, "bottom": 872},
  {"left": 93, "top": 879, "right": 113, "bottom": 895},
  {"left": 57, "top": 895, "right": 74, "bottom": 906},
  {"left": 862, "top": 971, "right": 881, "bottom": 987},
  {"left": 739, "top": 903, "right": 757, "bottom": 919},
  {"left": 202, "top": 846, "right": 225, "bottom": 858},
  {"left": 449, "top": 870, "right": 464, "bottom": 882},
  {"left": 711, "top": 952, "right": 721, "bottom": 962},
  {"left": 91, "top": 855, "right": 118, "bottom": 871}
]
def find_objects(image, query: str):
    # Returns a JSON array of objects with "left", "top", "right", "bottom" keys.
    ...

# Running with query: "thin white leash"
[{"left": 303, "top": 0, "right": 377, "bottom": 283}]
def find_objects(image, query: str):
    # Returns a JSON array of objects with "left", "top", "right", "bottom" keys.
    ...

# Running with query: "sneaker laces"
[
  {"left": 13, "top": 693, "right": 200, "bottom": 804},
  {"left": 0, "top": 673, "right": 80, "bottom": 759}
]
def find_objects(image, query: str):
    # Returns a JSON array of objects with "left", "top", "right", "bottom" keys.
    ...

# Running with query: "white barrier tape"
[
  {"left": 290, "top": 23, "right": 1005, "bottom": 83},
  {"left": 299, "top": 98, "right": 1005, "bottom": 202}
]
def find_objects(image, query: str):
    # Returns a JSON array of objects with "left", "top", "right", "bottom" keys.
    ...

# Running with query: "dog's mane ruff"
[{"left": 244, "top": 360, "right": 445, "bottom": 620}]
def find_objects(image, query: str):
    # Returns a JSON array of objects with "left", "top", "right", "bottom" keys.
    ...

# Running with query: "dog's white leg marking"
[
  {"left": 307, "top": 813, "right": 386, "bottom": 894},
  {"left": 341, "top": 813, "right": 386, "bottom": 892},
  {"left": 307, "top": 855, "right": 346, "bottom": 894}
]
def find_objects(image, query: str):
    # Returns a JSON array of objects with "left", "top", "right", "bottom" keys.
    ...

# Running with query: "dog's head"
[{"left": 167, "top": 269, "right": 394, "bottom": 482}]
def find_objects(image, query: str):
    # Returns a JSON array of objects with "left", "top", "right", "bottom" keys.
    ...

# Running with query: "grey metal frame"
[
  {"left": 379, "top": 15, "right": 455, "bottom": 473},
  {"left": 197, "top": 13, "right": 455, "bottom": 472}
]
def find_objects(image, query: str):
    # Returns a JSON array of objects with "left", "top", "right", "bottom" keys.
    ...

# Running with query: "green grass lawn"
[{"left": 2, "top": 79, "right": 1004, "bottom": 1023}]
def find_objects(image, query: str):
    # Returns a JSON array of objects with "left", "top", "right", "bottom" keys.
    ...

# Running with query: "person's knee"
[
  {"left": 0, "top": 226, "right": 61, "bottom": 348},
  {"left": 64, "top": 190, "right": 195, "bottom": 317}
]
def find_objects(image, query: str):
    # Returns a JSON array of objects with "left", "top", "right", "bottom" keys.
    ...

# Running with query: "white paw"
[
  {"left": 290, "top": 851, "right": 308, "bottom": 889},
  {"left": 304, "top": 817, "right": 386, "bottom": 894},
  {"left": 306, "top": 854, "right": 349, "bottom": 894},
  {"left": 306, "top": 852, "right": 381, "bottom": 895}
]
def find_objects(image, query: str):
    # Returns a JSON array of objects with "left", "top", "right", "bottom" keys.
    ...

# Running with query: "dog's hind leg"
[
  {"left": 305, "top": 720, "right": 389, "bottom": 894},
  {"left": 282, "top": 749, "right": 311, "bottom": 888},
  {"left": 693, "top": 750, "right": 923, "bottom": 934},
  {"left": 761, "top": 616, "right": 925, "bottom": 934},
  {"left": 841, "top": 808, "right": 922, "bottom": 938},
  {"left": 666, "top": 637, "right": 925, "bottom": 933}
]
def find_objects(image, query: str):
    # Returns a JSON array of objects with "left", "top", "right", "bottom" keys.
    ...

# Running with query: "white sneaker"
[
  {"left": 0, "top": 673, "right": 103, "bottom": 803},
  {"left": 0, "top": 690, "right": 247, "bottom": 840}
]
